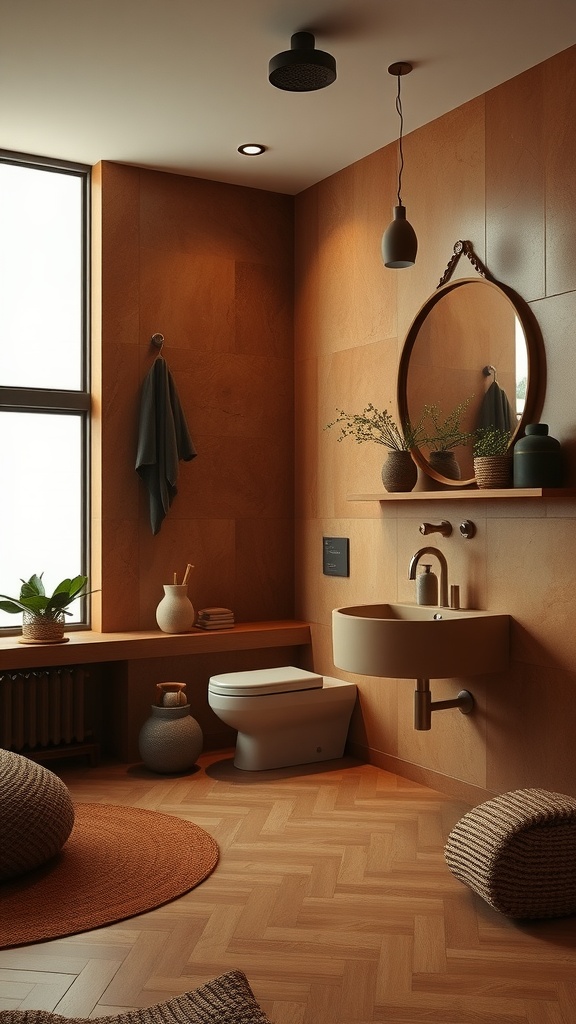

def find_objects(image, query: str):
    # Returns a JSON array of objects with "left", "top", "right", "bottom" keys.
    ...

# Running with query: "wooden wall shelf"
[
  {"left": 348, "top": 488, "right": 576, "bottom": 502},
  {"left": 0, "top": 620, "right": 311, "bottom": 672}
]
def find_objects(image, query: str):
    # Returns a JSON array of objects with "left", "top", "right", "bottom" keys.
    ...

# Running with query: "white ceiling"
[{"left": 2, "top": 0, "right": 576, "bottom": 195}]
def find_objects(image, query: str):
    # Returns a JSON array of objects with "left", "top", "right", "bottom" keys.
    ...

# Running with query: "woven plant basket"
[
  {"left": 474, "top": 454, "right": 512, "bottom": 489},
  {"left": 21, "top": 611, "right": 65, "bottom": 643}
]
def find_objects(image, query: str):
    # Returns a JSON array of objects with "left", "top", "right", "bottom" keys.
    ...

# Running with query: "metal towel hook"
[
  {"left": 482, "top": 363, "right": 497, "bottom": 382},
  {"left": 151, "top": 333, "right": 165, "bottom": 353}
]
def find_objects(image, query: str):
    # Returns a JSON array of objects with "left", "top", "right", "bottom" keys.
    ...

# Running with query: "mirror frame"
[{"left": 397, "top": 275, "right": 546, "bottom": 487}]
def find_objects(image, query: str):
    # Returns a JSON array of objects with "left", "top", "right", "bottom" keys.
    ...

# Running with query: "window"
[{"left": 0, "top": 152, "right": 90, "bottom": 629}]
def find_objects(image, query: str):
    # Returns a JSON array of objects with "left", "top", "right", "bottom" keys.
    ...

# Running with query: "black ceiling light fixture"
[
  {"left": 269, "top": 31, "right": 336, "bottom": 92},
  {"left": 381, "top": 62, "right": 418, "bottom": 269}
]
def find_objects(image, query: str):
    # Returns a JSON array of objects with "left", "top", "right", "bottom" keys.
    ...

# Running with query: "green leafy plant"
[
  {"left": 0, "top": 573, "right": 90, "bottom": 620},
  {"left": 325, "top": 403, "right": 425, "bottom": 451},
  {"left": 473, "top": 426, "right": 512, "bottom": 457},
  {"left": 421, "top": 397, "right": 475, "bottom": 452}
]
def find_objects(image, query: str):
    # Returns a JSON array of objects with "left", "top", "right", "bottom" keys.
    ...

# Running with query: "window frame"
[{"left": 0, "top": 150, "right": 91, "bottom": 631}]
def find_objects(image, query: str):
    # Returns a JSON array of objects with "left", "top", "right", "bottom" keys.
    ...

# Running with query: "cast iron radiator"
[{"left": 0, "top": 666, "right": 99, "bottom": 763}]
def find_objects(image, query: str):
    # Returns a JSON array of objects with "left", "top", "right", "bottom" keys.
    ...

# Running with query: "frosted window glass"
[
  {"left": 0, "top": 411, "right": 83, "bottom": 627},
  {"left": 0, "top": 163, "right": 82, "bottom": 390}
]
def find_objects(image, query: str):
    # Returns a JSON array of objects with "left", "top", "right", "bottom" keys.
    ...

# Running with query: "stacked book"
[{"left": 195, "top": 607, "right": 235, "bottom": 630}]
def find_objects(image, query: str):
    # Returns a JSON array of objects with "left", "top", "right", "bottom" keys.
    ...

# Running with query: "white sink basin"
[{"left": 332, "top": 603, "right": 509, "bottom": 679}]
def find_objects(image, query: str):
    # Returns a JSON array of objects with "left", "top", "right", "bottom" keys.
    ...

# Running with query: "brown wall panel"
[
  {"left": 295, "top": 43, "right": 576, "bottom": 800},
  {"left": 95, "top": 165, "right": 294, "bottom": 631},
  {"left": 544, "top": 46, "right": 576, "bottom": 297},
  {"left": 486, "top": 63, "right": 546, "bottom": 301}
]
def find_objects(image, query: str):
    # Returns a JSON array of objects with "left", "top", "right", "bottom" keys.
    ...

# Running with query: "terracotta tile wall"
[
  {"left": 295, "top": 44, "right": 576, "bottom": 801},
  {"left": 92, "top": 164, "right": 295, "bottom": 632}
]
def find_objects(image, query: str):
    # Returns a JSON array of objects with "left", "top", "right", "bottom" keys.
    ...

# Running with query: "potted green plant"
[
  {"left": 473, "top": 427, "right": 512, "bottom": 488},
  {"left": 0, "top": 572, "right": 90, "bottom": 644},
  {"left": 421, "top": 397, "right": 475, "bottom": 480},
  {"left": 325, "top": 403, "right": 425, "bottom": 492}
]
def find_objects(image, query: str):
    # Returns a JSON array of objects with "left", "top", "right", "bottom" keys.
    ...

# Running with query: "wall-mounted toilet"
[{"left": 208, "top": 666, "right": 357, "bottom": 771}]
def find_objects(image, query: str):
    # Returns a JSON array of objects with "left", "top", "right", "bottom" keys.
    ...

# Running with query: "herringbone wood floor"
[{"left": 1, "top": 752, "right": 576, "bottom": 1023}]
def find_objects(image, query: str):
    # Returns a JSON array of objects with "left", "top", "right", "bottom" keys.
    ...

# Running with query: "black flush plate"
[{"left": 323, "top": 537, "right": 349, "bottom": 577}]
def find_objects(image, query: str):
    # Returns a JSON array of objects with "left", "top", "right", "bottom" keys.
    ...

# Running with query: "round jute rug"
[{"left": 0, "top": 803, "right": 219, "bottom": 949}]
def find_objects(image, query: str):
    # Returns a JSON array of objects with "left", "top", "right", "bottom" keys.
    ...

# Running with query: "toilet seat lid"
[{"left": 208, "top": 666, "right": 323, "bottom": 696}]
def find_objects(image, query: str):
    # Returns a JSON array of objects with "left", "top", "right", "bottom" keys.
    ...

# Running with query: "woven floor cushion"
[
  {"left": 0, "top": 748, "right": 75, "bottom": 881},
  {"left": 0, "top": 970, "right": 271, "bottom": 1024},
  {"left": 445, "top": 787, "right": 576, "bottom": 919}
]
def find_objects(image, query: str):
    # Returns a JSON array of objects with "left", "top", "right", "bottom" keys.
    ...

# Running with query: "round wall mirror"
[{"left": 397, "top": 276, "right": 545, "bottom": 486}]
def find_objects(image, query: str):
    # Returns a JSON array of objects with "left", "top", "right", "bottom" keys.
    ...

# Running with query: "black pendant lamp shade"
[
  {"left": 382, "top": 205, "right": 418, "bottom": 268},
  {"left": 269, "top": 32, "right": 337, "bottom": 92},
  {"left": 382, "top": 62, "right": 417, "bottom": 269}
]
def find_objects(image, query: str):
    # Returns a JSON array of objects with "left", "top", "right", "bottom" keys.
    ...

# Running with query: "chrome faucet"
[{"left": 408, "top": 546, "right": 449, "bottom": 607}]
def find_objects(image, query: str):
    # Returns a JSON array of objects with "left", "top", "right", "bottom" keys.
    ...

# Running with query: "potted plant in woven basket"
[
  {"left": 325, "top": 403, "right": 425, "bottom": 492},
  {"left": 421, "top": 398, "right": 475, "bottom": 481},
  {"left": 0, "top": 572, "right": 90, "bottom": 644},
  {"left": 473, "top": 427, "right": 512, "bottom": 489}
]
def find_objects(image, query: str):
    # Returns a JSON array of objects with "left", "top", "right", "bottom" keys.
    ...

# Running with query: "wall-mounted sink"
[{"left": 332, "top": 603, "right": 509, "bottom": 680}]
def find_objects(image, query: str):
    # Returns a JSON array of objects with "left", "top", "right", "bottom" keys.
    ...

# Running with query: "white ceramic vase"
[{"left": 155, "top": 584, "right": 195, "bottom": 633}]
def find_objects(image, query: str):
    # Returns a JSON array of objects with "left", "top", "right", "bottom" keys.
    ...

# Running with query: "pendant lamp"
[{"left": 382, "top": 62, "right": 418, "bottom": 269}]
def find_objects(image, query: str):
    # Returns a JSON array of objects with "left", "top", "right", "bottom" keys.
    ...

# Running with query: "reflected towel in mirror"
[{"left": 476, "top": 380, "right": 515, "bottom": 432}]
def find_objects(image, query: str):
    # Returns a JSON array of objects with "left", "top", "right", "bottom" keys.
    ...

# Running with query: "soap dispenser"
[{"left": 416, "top": 564, "right": 438, "bottom": 606}]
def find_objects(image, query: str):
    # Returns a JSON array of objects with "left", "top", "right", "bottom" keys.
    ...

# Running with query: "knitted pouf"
[
  {"left": 0, "top": 749, "right": 75, "bottom": 880},
  {"left": 445, "top": 787, "right": 576, "bottom": 919},
  {"left": 0, "top": 970, "right": 271, "bottom": 1024}
]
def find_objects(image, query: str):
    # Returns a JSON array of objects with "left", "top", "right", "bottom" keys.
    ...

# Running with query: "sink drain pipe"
[{"left": 414, "top": 679, "right": 474, "bottom": 730}]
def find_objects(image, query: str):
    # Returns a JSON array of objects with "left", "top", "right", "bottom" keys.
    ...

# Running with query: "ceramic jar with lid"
[
  {"left": 513, "top": 424, "right": 562, "bottom": 488},
  {"left": 138, "top": 683, "right": 203, "bottom": 773}
]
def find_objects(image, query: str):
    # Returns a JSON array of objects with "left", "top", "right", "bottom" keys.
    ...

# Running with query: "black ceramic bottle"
[{"left": 513, "top": 424, "right": 563, "bottom": 487}]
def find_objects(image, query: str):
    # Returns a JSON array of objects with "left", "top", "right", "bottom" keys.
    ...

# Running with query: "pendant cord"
[{"left": 396, "top": 74, "right": 405, "bottom": 207}]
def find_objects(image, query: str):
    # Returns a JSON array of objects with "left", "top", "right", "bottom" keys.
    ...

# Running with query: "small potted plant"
[
  {"left": 325, "top": 403, "right": 425, "bottom": 492},
  {"left": 0, "top": 572, "right": 90, "bottom": 644},
  {"left": 421, "top": 398, "right": 475, "bottom": 481},
  {"left": 473, "top": 427, "right": 512, "bottom": 489}
]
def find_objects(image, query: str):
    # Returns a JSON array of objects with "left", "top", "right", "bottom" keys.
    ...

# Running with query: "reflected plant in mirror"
[
  {"left": 420, "top": 397, "right": 475, "bottom": 481},
  {"left": 422, "top": 397, "right": 475, "bottom": 452}
]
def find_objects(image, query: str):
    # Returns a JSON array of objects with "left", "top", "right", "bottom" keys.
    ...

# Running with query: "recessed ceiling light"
[{"left": 238, "top": 144, "right": 267, "bottom": 156}]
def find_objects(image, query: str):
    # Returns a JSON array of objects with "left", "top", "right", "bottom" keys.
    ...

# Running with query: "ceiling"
[{"left": 2, "top": 0, "right": 575, "bottom": 195}]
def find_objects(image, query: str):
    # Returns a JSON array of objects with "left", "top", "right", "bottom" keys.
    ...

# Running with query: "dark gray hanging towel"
[
  {"left": 135, "top": 355, "right": 197, "bottom": 534},
  {"left": 476, "top": 380, "right": 515, "bottom": 433}
]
